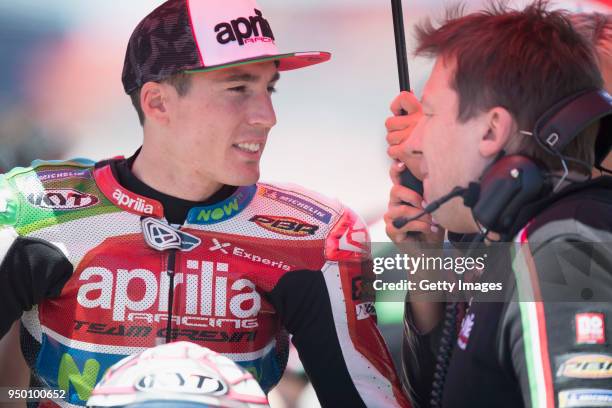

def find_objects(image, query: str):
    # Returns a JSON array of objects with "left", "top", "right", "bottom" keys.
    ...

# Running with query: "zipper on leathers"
[{"left": 165, "top": 249, "right": 177, "bottom": 344}]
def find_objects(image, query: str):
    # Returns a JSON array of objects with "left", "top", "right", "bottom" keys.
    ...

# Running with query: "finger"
[
  {"left": 389, "top": 183, "right": 423, "bottom": 207},
  {"left": 387, "top": 143, "right": 411, "bottom": 161},
  {"left": 385, "top": 114, "right": 421, "bottom": 133},
  {"left": 384, "top": 210, "right": 432, "bottom": 236},
  {"left": 388, "top": 205, "right": 432, "bottom": 231},
  {"left": 392, "top": 155, "right": 423, "bottom": 181},
  {"left": 390, "top": 91, "right": 423, "bottom": 116},
  {"left": 386, "top": 204, "right": 433, "bottom": 225},
  {"left": 386, "top": 129, "right": 411, "bottom": 147},
  {"left": 389, "top": 162, "right": 404, "bottom": 185}
]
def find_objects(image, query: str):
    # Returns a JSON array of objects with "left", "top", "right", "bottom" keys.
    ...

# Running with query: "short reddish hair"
[{"left": 415, "top": 1, "right": 603, "bottom": 173}]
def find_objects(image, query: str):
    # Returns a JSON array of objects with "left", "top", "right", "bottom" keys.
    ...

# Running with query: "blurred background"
[
  {"left": 1, "top": 1, "right": 610, "bottom": 407},
  {"left": 0, "top": 0, "right": 609, "bottom": 223}
]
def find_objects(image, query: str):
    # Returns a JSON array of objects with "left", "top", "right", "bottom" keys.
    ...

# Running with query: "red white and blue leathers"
[{"left": 0, "top": 156, "right": 410, "bottom": 408}]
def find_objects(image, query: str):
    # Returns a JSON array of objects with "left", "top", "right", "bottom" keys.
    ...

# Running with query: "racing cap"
[{"left": 122, "top": 0, "right": 331, "bottom": 94}]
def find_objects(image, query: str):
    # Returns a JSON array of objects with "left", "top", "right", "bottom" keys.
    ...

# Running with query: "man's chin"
[{"left": 224, "top": 170, "right": 260, "bottom": 186}]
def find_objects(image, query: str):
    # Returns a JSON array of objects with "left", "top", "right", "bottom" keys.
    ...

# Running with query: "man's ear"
[
  {"left": 479, "top": 107, "right": 516, "bottom": 159},
  {"left": 141, "top": 82, "right": 170, "bottom": 126}
]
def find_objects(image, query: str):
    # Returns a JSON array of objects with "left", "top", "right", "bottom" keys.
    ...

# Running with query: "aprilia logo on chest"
[
  {"left": 77, "top": 260, "right": 260, "bottom": 329},
  {"left": 215, "top": 8, "right": 275, "bottom": 46}
]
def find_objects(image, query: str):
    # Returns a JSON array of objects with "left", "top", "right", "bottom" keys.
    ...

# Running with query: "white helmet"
[{"left": 87, "top": 341, "right": 270, "bottom": 408}]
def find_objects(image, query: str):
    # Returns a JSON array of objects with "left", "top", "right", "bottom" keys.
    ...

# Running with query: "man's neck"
[{"left": 131, "top": 143, "right": 223, "bottom": 202}]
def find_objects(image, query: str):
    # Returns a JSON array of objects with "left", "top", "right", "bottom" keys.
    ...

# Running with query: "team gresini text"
[{"left": 77, "top": 261, "right": 260, "bottom": 329}]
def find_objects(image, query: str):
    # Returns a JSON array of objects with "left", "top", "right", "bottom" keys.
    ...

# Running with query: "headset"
[{"left": 471, "top": 89, "right": 612, "bottom": 235}]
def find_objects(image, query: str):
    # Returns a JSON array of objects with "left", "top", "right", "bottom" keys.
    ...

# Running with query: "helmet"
[{"left": 86, "top": 341, "right": 270, "bottom": 408}]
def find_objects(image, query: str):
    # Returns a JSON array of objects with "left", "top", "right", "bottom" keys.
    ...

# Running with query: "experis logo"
[
  {"left": 76, "top": 260, "right": 261, "bottom": 329},
  {"left": 112, "top": 189, "right": 154, "bottom": 215},
  {"left": 214, "top": 8, "right": 275, "bottom": 46}
]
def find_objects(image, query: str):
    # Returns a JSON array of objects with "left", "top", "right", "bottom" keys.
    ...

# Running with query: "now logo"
[
  {"left": 193, "top": 198, "right": 239, "bottom": 224},
  {"left": 76, "top": 260, "right": 260, "bottom": 322}
]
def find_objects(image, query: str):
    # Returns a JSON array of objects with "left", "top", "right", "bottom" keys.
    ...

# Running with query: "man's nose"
[{"left": 247, "top": 93, "right": 277, "bottom": 128}]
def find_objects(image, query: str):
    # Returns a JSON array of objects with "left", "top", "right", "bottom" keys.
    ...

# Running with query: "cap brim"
[{"left": 184, "top": 51, "right": 331, "bottom": 74}]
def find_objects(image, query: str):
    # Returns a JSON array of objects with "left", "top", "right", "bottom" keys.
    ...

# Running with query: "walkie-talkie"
[{"left": 391, "top": 0, "right": 424, "bottom": 229}]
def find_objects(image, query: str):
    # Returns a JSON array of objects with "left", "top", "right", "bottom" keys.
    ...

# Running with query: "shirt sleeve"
[
  {"left": 499, "top": 233, "right": 612, "bottom": 408},
  {"left": 267, "top": 207, "right": 411, "bottom": 407},
  {"left": 0, "top": 174, "right": 73, "bottom": 339}
]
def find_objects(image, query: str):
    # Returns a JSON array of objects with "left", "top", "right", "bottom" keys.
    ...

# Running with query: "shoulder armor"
[
  {"left": 1, "top": 158, "right": 100, "bottom": 234},
  {"left": 325, "top": 206, "right": 371, "bottom": 262}
]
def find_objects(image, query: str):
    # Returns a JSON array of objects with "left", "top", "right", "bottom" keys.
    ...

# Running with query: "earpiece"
[{"left": 470, "top": 155, "right": 550, "bottom": 233}]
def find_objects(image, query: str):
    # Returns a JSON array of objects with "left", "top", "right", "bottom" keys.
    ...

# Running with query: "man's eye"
[
  {"left": 267, "top": 86, "right": 277, "bottom": 94},
  {"left": 228, "top": 86, "right": 246, "bottom": 93}
]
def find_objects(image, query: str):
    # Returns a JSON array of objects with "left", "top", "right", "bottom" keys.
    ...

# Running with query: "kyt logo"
[
  {"left": 215, "top": 8, "right": 275, "bottom": 46},
  {"left": 136, "top": 371, "right": 226, "bottom": 395},
  {"left": 27, "top": 189, "right": 98, "bottom": 210},
  {"left": 249, "top": 215, "right": 318, "bottom": 237}
]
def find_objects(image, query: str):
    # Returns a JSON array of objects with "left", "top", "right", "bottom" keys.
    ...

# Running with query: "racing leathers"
[
  {"left": 0, "top": 156, "right": 410, "bottom": 408},
  {"left": 401, "top": 176, "right": 612, "bottom": 408}
]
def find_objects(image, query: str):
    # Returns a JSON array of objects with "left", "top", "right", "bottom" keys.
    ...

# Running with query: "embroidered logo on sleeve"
[{"left": 576, "top": 313, "right": 606, "bottom": 345}]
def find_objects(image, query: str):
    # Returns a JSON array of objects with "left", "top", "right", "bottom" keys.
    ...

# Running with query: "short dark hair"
[
  {"left": 129, "top": 72, "right": 193, "bottom": 126},
  {"left": 414, "top": 1, "right": 603, "bottom": 173}
]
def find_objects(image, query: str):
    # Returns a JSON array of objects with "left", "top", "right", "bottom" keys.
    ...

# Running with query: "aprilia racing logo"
[
  {"left": 77, "top": 260, "right": 260, "bottom": 329},
  {"left": 215, "top": 8, "right": 275, "bottom": 46},
  {"left": 27, "top": 188, "right": 98, "bottom": 210}
]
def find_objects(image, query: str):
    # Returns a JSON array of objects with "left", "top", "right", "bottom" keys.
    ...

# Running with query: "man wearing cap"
[{"left": 0, "top": 1, "right": 409, "bottom": 407}]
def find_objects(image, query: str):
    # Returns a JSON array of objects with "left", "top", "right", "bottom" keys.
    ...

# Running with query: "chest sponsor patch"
[
  {"left": 557, "top": 354, "right": 612, "bottom": 379},
  {"left": 576, "top": 313, "right": 606, "bottom": 345},
  {"left": 260, "top": 187, "right": 333, "bottom": 223},
  {"left": 208, "top": 238, "right": 291, "bottom": 271},
  {"left": 37, "top": 169, "right": 91, "bottom": 183},
  {"left": 559, "top": 389, "right": 612, "bottom": 408},
  {"left": 187, "top": 185, "right": 256, "bottom": 225},
  {"left": 27, "top": 188, "right": 99, "bottom": 210},
  {"left": 249, "top": 215, "right": 318, "bottom": 237}
]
